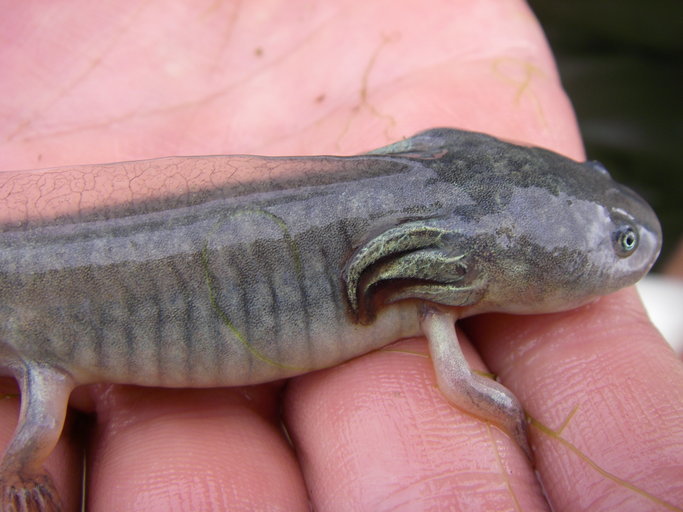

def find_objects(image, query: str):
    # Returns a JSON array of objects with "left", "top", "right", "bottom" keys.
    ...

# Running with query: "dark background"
[{"left": 529, "top": 0, "right": 682, "bottom": 267}]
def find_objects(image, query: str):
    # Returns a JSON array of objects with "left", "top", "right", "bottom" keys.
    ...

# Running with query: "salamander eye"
[{"left": 613, "top": 224, "right": 639, "bottom": 257}]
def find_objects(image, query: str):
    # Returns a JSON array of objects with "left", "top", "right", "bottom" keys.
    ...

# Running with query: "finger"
[
  {"left": 86, "top": 384, "right": 308, "bottom": 512},
  {"left": 468, "top": 288, "right": 683, "bottom": 511},
  {"left": 284, "top": 337, "right": 549, "bottom": 512}
]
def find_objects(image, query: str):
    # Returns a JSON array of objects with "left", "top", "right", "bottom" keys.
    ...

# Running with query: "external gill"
[{"left": 343, "top": 222, "right": 484, "bottom": 322}]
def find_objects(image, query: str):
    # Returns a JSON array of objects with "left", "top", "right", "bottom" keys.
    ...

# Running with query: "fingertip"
[
  {"left": 467, "top": 288, "right": 683, "bottom": 509},
  {"left": 87, "top": 386, "right": 307, "bottom": 512},
  {"left": 284, "top": 338, "right": 545, "bottom": 511}
]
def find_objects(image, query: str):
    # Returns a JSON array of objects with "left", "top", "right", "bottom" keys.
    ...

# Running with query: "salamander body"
[{"left": 0, "top": 128, "right": 661, "bottom": 511}]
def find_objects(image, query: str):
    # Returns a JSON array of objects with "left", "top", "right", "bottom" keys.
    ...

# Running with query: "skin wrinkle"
[
  {"left": 2, "top": 2, "right": 578, "bottom": 165},
  {"left": 493, "top": 57, "right": 549, "bottom": 130},
  {"left": 375, "top": 469, "right": 488, "bottom": 510},
  {"left": 201, "top": 0, "right": 242, "bottom": 73},
  {"left": 475, "top": 291, "right": 683, "bottom": 511},
  {"left": 334, "top": 32, "right": 400, "bottom": 147},
  {"left": 291, "top": 339, "right": 541, "bottom": 511},
  {"left": 20, "top": 4, "right": 342, "bottom": 148},
  {"left": 7, "top": 3, "right": 149, "bottom": 144}
]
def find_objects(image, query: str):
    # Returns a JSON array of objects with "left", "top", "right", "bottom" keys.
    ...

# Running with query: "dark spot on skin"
[
  {"left": 254, "top": 47, "right": 263, "bottom": 57},
  {"left": 315, "top": 94, "right": 325, "bottom": 103}
]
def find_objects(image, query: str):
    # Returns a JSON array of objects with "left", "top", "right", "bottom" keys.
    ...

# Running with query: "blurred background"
[
  {"left": 530, "top": 0, "right": 681, "bottom": 266},
  {"left": 528, "top": 0, "right": 682, "bottom": 351}
]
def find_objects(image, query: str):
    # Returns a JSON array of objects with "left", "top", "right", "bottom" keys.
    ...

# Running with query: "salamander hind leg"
[
  {"left": 420, "top": 307, "right": 532, "bottom": 460},
  {"left": 0, "top": 362, "right": 74, "bottom": 512}
]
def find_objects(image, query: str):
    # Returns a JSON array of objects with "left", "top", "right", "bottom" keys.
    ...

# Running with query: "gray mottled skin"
[{"left": 0, "top": 128, "right": 662, "bottom": 511}]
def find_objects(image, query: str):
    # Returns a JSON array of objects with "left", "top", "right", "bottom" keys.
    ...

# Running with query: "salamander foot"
[{"left": 1, "top": 472, "right": 61, "bottom": 512}]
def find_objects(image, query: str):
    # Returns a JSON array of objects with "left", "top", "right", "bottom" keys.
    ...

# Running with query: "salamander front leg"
[
  {"left": 421, "top": 307, "right": 532, "bottom": 460},
  {"left": 1, "top": 363, "right": 74, "bottom": 512}
]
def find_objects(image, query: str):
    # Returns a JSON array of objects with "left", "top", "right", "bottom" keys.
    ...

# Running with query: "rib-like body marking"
[
  {"left": 0, "top": 129, "right": 661, "bottom": 390},
  {"left": 0, "top": 152, "right": 432, "bottom": 386},
  {"left": 201, "top": 206, "right": 311, "bottom": 373}
]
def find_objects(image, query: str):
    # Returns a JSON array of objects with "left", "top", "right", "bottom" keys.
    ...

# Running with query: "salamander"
[{"left": 0, "top": 128, "right": 662, "bottom": 511}]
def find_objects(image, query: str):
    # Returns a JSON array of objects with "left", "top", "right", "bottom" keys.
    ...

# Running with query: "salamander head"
[
  {"left": 351, "top": 129, "right": 662, "bottom": 319},
  {"left": 437, "top": 145, "right": 663, "bottom": 316}
]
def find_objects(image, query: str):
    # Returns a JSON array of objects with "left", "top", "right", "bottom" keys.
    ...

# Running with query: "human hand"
[{"left": 1, "top": 1, "right": 681, "bottom": 511}]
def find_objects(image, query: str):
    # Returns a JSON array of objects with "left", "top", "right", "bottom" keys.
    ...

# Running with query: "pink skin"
[{"left": 1, "top": 1, "right": 682, "bottom": 511}]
